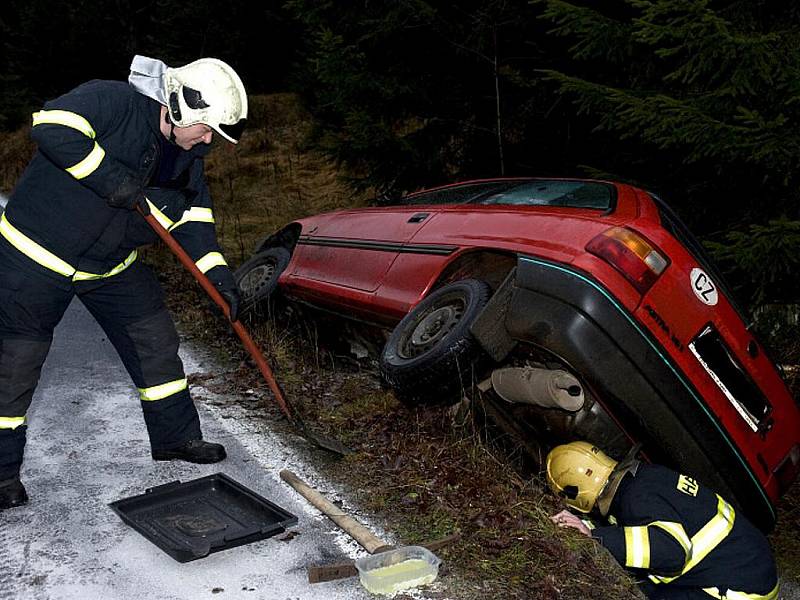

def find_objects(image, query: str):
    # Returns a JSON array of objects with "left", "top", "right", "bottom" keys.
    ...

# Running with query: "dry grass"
[
  {"left": 0, "top": 126, "right": 35, "bottom": 194},
  {"left": 204, "top": 93, "right": 371, "bottom": 266}
]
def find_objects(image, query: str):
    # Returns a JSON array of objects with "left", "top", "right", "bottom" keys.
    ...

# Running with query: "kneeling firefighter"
[
  {"left": 0, "top": 55, "right": 248, "bottom": 510},
  {"left": 547, "top": 441, "right": 779, "bottom": 600}
]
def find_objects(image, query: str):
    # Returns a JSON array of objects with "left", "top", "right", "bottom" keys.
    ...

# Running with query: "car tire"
[
  {"left": 234, "top": 247, "right": 291, "bottom": 316},
  {"left": 380, "top": 279, "right": 492, "bottom": 405}
]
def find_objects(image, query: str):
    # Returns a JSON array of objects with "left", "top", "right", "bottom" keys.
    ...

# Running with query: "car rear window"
[
  {"left": 402, "top": 181, "right": 518, "bottom": 205},
  {"left": 478, "top": 180, "right": 614, "bottom": 209},
  {"left": 402, "top": 180, "right": 614, "bottom": 209}
]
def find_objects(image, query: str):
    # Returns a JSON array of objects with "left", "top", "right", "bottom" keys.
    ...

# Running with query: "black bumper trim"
[{"left": 505, "top": 255, "right": 775, "bottom": 530}]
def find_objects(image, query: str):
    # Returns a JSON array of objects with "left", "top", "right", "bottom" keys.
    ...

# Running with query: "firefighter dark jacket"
[
  {"left": 4, "top": 79, "right": 229, "bottom": 284},
  {"left": 592, "top": 463, "right": 778, "bottom": 598}
]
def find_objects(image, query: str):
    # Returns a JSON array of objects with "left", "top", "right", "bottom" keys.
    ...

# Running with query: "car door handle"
[{"left": 408, "top": 212, "right": 429, "bottom": 223}]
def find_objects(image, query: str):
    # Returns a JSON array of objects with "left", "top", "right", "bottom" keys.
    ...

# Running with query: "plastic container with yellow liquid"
[{"left": 354, "top": 546, "right": 441, "bottom": 594}]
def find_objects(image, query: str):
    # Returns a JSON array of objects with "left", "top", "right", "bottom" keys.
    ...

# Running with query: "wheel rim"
[
  {"left": 399, "top": 298, "right": 465, "bottom": 359},
  {"left": 239, "top": 262, "right": 276, "bottom": 301}
]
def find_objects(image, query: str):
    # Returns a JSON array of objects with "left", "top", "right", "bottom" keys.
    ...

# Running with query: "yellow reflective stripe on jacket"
[
  {"left": 624, "top": 526, "right": 650, "bottom": 569},
  {"left": 32, "top": 110, "right": 95, "bottom": 138},
  {"left": 196, "top": 251, "right": 227, "bottom": 274},
  {"left": 1, "top": 214, "right": 137, "bottom": 281},
  {"left": 66, "top": 142, "right": 106, "bottom": 179},
  {"left": 702, "top": 581, "right": 779, "bottom": 600},
  {"left": 0, "top": 416, "right": 26, "bottom": 430},
  {"left": 0, "top": 213, "right": 75, "bottom": 276},
  {"left": 650, "top": 495, "right": 735, "bottom": 585},
  {"left": 144, "top": 198, "right": 175, "bottom": 230},
  {"left": 170, "top": 207, "right": 214, "bottom": 231},
  {"left": 72, "top": 250, "right": 138, "bottom": 281},
  {"left": 32, "top": 110, "right": 105, "bottom": 179},
  {"left": 650, "top": 521, "right": 692, "bottom": 557},
  {"left": 138, "top": 378, "right": 188, "bottom": 401}
]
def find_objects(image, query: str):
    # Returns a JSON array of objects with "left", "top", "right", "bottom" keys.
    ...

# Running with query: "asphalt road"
[{"left": 0, "top": 298, "right": 396, "bottom": 600}]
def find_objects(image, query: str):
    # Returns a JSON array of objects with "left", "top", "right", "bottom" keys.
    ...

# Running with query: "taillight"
[
  {"left": 774, "top": 444, "right": 800, "bottom": 495},
  {"left": 586, "top": 227, "right": 669, "bottom": 294}
]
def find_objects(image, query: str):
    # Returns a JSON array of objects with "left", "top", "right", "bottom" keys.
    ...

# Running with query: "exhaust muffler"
[{"left": 491, "top": 366, "right": 584, "bottom": 412}]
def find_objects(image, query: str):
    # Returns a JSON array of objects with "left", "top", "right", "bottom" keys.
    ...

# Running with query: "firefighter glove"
[
  {"left": 208, "top": 265, "right": 241, "bottom": 322},
  {"left": 108, "top": 171, "right": 150, "bottom": 215}
]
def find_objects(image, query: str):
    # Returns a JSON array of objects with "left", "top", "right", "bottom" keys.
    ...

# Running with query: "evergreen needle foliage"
[{"left": 537, "top": 0, "right": 800, "bottom": 310}]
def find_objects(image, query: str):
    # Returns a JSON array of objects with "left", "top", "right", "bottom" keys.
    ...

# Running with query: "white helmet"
[{"left": 163, "top": 58, "right": 247, "bottom": 143}]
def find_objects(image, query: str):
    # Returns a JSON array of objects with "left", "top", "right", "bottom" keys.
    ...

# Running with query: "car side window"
[{"left": 478, "top": 181, "right": 613, "bottom": 209}]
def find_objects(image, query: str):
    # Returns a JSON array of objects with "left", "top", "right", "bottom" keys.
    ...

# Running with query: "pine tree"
[
  {"left": 286, "top": 0, "right": 547, "bottom": 194},
  {"left": 537, "top": 0, "right": 800, "bottom": 307}
]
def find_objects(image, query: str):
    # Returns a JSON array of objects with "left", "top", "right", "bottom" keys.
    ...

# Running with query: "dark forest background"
[{"left": 1, "top": 0, "right": 798, "bottom": 319}]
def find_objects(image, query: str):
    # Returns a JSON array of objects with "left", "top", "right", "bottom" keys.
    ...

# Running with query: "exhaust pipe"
[{"left": 491, "top": 366, "right": 584, "bottom": 412}]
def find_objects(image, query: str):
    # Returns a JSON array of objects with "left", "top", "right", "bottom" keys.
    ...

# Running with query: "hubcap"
[
  {"left": 239, "top": 262, "right": 276, "bottom": 300},
  {"left": 401, "top": 300, "right": 464, "bottom": 359}
]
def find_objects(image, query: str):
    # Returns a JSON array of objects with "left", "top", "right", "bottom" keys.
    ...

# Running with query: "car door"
[{"left": 288, "top": 206, "right": 437, "bottom": 292}]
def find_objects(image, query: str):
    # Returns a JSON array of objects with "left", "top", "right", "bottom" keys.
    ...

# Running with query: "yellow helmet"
[{"left": 546, "top": 441, "right": 618, "bottom": 513}]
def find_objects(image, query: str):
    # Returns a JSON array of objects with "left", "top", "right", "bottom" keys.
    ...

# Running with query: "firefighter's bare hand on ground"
[{"left": 550, "top": 509, "right": 591, "bottom": 537}]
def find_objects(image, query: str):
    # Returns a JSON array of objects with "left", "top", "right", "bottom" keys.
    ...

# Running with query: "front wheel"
[
  {"left": 380, "top": 279, "right": 492, "bottom": 405},
  {"left": 234, "top": 247, "right": 291, "bottom": 317}
]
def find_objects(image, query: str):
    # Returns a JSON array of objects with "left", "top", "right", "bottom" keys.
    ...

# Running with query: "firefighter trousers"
[{"left": 0, "top": 239, "right": 201, "bottom": 480}]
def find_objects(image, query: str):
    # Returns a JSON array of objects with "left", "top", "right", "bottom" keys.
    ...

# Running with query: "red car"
[{"left": 235, "top": 178, "right": 800, "bottom": 531}]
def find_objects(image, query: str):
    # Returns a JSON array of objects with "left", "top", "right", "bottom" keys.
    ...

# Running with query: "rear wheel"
[
  {"left": 234, "top": 247, "right": 291, "bottom": 317},
  {"left": 380, "top": 279, "right": 492, "bottom": 405}
]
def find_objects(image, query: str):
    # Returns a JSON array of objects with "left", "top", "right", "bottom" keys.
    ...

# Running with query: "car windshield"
[{"left": 401, "top": 180, "right": 613, "bottom": 209}]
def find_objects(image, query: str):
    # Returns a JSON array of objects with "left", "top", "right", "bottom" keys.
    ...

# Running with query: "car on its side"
[{"left": 235, "top": 178, "right": 800, "bottom": 531}]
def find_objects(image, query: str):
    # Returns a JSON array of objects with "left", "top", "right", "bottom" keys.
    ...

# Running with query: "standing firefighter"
[
  {"left": 547, "top": 441, "right": 779, "bottom": 600},
  {"left": 0, "top": 55, "right": 247, "bottom": 510}
]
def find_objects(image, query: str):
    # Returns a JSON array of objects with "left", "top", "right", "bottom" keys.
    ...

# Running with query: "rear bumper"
[{"left": 499, "top": 255, "right": 776, "bottom": 531}]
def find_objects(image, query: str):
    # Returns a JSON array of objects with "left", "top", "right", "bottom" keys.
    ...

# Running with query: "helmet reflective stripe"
[{"left": 163, "top": 58, "right": 247, "bottom": 143}]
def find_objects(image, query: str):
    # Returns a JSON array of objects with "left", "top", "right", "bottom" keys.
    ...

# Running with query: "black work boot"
[
  {"left": 0, "top": 477, "right": 28, "bottom": 511},
  {"left": 152, "top": 439, "right": 227, "bottom": 464}
]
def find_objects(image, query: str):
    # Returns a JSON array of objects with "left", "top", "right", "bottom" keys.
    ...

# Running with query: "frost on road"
[{"left": 0, "top": 299, "right": 440, "bottom": 600}]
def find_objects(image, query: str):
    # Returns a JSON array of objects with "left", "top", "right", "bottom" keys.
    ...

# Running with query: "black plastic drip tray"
[{"left": 110, "top": 473, "right": 298, "bottom": 562}]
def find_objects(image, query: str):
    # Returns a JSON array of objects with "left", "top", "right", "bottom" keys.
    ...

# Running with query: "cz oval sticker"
[{"left": 690, "top": 268, "right": 718, "bottom": 306}]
